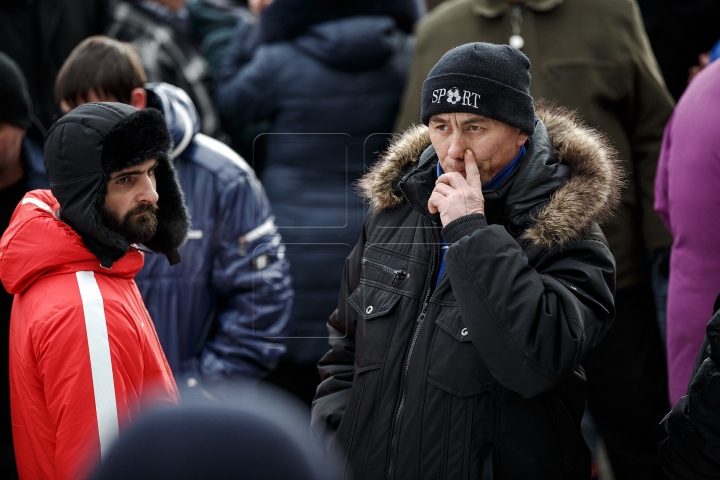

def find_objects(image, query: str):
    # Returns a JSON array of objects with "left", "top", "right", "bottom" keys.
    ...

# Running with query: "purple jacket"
[{"left": 655, "top": 59, "right": 720, "bottom": 405}]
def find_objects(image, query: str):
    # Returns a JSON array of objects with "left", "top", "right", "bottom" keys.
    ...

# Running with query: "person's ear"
[
  {"left": 517, "top": 131, "right": 529, "bottom": 147},
  {"left": 129, "top": 88, "right": 147, "bottom": 110}
]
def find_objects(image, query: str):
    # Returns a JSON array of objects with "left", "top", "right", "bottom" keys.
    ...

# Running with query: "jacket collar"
[
  {"left": 471, "top": 0, "right": 563, "bottom": 18},
  {"left": 359, "top": 102, "right": 623, "bottom": 248},
  {"left": 0, "top": 190, "right": 144, "bottom": 295}
]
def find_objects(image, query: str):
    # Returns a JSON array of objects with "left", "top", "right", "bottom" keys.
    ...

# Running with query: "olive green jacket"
[{"left": 395, "top": 0, "right": 674, "bottom": 289}]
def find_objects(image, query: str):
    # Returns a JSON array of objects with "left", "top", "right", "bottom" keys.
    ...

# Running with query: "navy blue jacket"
[
  {"left": 216, "top": 13, "right": 413, "bottom": 364},
  {"left": 135, "top": 82, "right": 293, "bottom": 379}
]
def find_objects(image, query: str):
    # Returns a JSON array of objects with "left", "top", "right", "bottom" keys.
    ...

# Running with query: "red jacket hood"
[{"left": 0, "top": 190, "right": 144, "bottom": 295}]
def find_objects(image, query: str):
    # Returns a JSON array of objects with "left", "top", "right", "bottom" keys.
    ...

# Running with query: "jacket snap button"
[
  {"left": 461, "top": 328, "right": 468, "bottom": 336},
  {"left": 366, "top": 306, "right": 374, "bottom": 314}
]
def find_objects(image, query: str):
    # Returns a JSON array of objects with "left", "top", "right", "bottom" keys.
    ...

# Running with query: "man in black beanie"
[
  {"left": 0, "top": 51, "right": 48, "bottom": 480},
  {"left": 0, "top": 102, "right": 188, "bottom": 479},
  {"left": 312, "top": 42, "right": 621, "bottom": 478}
]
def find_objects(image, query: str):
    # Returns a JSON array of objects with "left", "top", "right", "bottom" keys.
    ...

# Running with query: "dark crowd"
[{"left": 0, "top": 0, "right": 719, "bottom": 479}]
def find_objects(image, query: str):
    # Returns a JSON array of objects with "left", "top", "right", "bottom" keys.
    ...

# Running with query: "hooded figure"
[
  {"left": 216, "top": 0, "right": 420, "bottom": 404},
  {"left": 0, "top": 102, "right": 187, "bottom": 480},
  {"left": 45, "top": 102, "right": 189, "bottom": 268}
]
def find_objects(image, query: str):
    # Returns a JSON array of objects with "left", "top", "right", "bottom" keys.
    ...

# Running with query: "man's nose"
[
  {"left": 447, "top": 130, "right": 468, "bottom": 160},
  {"left": 137, "top": 174, "right": 159, "bottom": 204}
]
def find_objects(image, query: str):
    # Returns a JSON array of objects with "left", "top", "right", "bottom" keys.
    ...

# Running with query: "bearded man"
[{"left": 0, "top": 102, "right": 188, "bottom": 480}]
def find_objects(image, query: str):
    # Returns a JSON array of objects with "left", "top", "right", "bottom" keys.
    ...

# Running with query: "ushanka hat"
[
  {"left": 44, "top": 102, "right": 189, "bottom": 268},
  {"left": 421, "top": 42, "right": 535, "bottom": 134}
]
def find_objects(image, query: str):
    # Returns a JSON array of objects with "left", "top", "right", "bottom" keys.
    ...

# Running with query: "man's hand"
[{"left": 428, "top": 149, "right": 485, "bottom": 226}]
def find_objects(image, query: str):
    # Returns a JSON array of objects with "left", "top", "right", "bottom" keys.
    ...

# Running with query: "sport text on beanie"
[{"left": 421, "top": 42, "right": 535, "bottom": 135}]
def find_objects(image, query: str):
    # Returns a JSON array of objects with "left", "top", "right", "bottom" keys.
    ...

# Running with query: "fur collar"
[{"left": 357, "top": 102, "right": 623, "bottom": 248}]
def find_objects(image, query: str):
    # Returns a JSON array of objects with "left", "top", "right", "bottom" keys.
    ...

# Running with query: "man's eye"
[
  {"left": 117, "top": 177, "right": 129, "bottom": 185},
  {"left": 436, "top": 125, "right": 449, "bottom": 131},
  {"left": 469, "top": 125, "right": 481, "bottom": 131}
]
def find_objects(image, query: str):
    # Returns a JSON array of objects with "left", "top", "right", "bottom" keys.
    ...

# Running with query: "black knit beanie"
[
  {"left": 0, "top": 51, "right": 32, "bottom": 129},
  {"left": 421, "top": 42, "right": 535, "bottom": 135}
]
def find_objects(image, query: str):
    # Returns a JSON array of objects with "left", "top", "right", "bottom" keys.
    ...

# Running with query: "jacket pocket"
[
  {"left": 348, "top": 283, "right": 402, "bottom": 370},
  {"left": 424, "top": 306, "right": 498, "bottom": 479},
  {"left": 329, "top": 364, "right": 382, "bottom": 478},
  {"left": 361, "top": 257, "right": 410, "bottom": 284},
  {"left": 427, "top": 306, "right": 497, "bottom": 397}
]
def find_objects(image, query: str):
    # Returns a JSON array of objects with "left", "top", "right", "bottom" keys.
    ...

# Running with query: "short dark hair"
[{"left": 55, "top": 36, "right": 147, "bottom": 109}]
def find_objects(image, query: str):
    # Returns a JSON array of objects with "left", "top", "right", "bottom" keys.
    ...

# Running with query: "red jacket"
[{"left": 0, "top": 190, "right": 179, "bottom": 480}]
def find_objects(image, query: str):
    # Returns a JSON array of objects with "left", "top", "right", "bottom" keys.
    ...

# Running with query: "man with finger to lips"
[{"left": 312, "top": 42, "right": 621, "bottom": 479}]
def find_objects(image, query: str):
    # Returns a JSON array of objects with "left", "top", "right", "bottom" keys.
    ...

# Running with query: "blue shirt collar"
[{"left": 436, "top": 144, "right": 526, "bottom": 192}]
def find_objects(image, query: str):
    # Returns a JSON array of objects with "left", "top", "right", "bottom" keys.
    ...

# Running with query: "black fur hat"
[{"left": 45, "top": 102, "right": 190, "bottom": 268}]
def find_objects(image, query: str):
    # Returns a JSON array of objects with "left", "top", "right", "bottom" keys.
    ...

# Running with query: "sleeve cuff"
[{"left": 441, "top": 213, "right": 488, "bottom": 243}]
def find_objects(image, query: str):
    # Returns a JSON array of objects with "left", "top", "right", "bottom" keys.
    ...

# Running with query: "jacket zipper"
[
  {"left": 386, "top": 183, "right": 438, "bottom": 479},
  {"left": 361, "top": 258, "right": 410, "bottom": 281}
]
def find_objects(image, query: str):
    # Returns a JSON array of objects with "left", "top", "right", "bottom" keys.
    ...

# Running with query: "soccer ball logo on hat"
[{"left": 447, "top": 88, "right": 461, "bottom": 104}]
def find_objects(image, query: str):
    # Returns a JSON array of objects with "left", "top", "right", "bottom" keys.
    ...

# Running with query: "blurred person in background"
[
  {"left": 216, "top": 0, "right": 420, "bottom": 405},
  {"left": 186, "top": 0, "right": 255, "bottom": 78},
  {"left": 0, "top": 0, "right": 106, "bottom": 130},
  {"left": 56, "top": 36, "right": 294, "bottom": 385},
  {"left": 105, "top": 0, "right": 222, "bottom": 138},
  {"left": 89, "top": 381, "right": 331, "bottom": 480},
  {"left": 200, "top": 0, "right": 270, "bottom": 168},
  {"left": 637, "top": 0, "right": 720, "bottom": 102},
  {"left": 0, "top": 51, "right": 49, "bottom": 480},
  {"left": 687, "top": 38, "right": 720, "bottom": 84},
  {"left": 394, "top": 0, "right": 674, "bottom": 478},
  {"left": 0, "top": 102, "right": 185, "bottom": 480},
  {"left": 655, "top": 57, "right": 720, "bottom": 406},
  {"left": 637, "top": 1, "right": 720, "bottom": 346}
]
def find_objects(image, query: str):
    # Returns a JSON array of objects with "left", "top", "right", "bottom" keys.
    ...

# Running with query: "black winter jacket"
[
  {"left": 658, "top": 294, "right": 720, "bottom": 479},
  {"left": 311, "top": 104, "right": 621, "bottom": 479}
]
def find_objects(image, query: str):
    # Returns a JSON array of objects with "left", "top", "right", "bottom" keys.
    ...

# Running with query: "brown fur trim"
[
  {"left": 357, "top": 123, "right": 430, "bottom": 213},
  {"left": 523, "top": 100, "right": 623, "bottom": 247},
  {"left": 358, "top": 101, "right": 624, "bottom": 248}
]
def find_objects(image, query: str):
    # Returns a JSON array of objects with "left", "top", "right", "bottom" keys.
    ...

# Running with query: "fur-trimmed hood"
[
  {"left": 358, "top": 102, "right": 623, "bottom": 248},
  {"left": 44, "top": 102, "right": 189, "bottom": 267}
]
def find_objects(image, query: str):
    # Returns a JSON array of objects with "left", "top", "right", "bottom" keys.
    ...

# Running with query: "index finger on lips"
[{"left": 463, "top": 149, "right": 482, "bottom": 188}]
